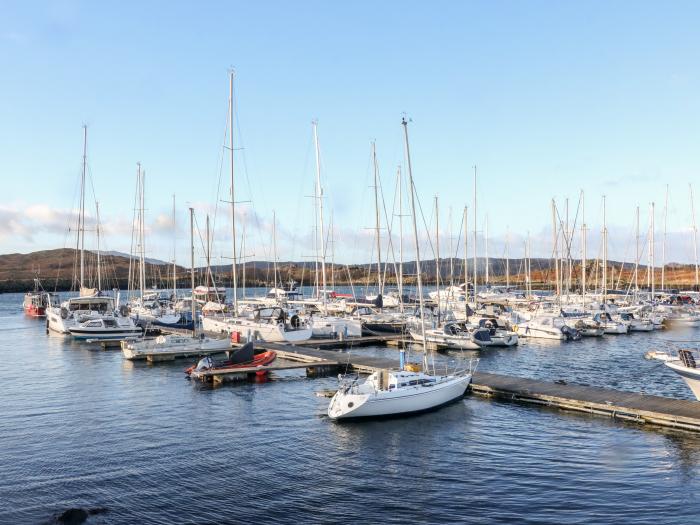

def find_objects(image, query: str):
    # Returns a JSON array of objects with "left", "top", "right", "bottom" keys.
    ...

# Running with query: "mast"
[
  {"left": 691, "top": 184, "right": 699, "bottom": 288},
  {"left": 312, "top": 121, "right": 327, "bottom": 303},
  {"left": 205, "top": 214, "right": 211, "bottom": 289},
  {"left": 662, "top": 185, "right": 668, "bottom": 291},
  {"left": 485, "top": 214, "right": 489, "bottom": 286},
  {"left": 581, "top": 190, "right": 586, "bottom": 302},
  {"left": 402, "top": 117, "right": 428, "bottom": 362},
  {"left": 552, "top": 199, "right": 560, "bottom": 298},
  {"left": 229, "top": 70, "right": 239, "bottom": 313},
  {"left": 397, "top": 166, "right": 404, "bottom": 311},
  {"left": 372, "top": 141, "right": 382, "bottom": 298},
  {"left": 463, "top": 206, "right": 468, "bottom": 314},
  {"left": 449, "top": 207, "right": 454, "bottom": 287},
  {"left": 434, "top": 195, "right": 440, "bottom": 291},
  {"left": 79, "top": 125, "right": 87, "bottom": 290},
  {"left": 602, "top": 195, "right": 607, "bottom": 304},
  {"left": 137, "top": 163, "right": 145, "bottom": 302},
  {"left": 241, "top": 211, "right": 246, "bottom": 299},
  {"left": 634, "top": 205, "right": 639, "bottom": 294},
  {"left": 172, "top": 194, "right": 177, "bottom": 298},
  {"left": 472, "top": 166, "right": 477, "bottom": 304},
  {"left": 650, "top": 202, "right": 655, "bottom": 298},
  {"left": 96, "top": 201, "right": 101, "bottom": 291},
  {"left": 189, "top": 207, "right": 196, "bottom": 336},
  {"left": 272, "top": 210, "right": 279, "bottom": 293},
  {"left": 505, "top": 227, "right": 510, "bottom": 290}
]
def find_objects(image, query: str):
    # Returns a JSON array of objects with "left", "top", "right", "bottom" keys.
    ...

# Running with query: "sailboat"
[
  {"left": 122, "top": 207, "right": 232, "bottom": 358},
  {"left": 328, "top": 118, "right": 476, "bottom": 420},
  {"left": 47, "top": 127, "right": 139, "bottom": 339},
  {"left": 199, "top": 71, "right": 312, "bottom": 343}
]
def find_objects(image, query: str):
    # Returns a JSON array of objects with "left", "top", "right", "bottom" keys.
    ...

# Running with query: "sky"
[{"left": 2, "top": 1, "right": 700, "bottom": 269}]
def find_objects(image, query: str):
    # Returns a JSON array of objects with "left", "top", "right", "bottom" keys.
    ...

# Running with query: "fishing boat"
[
  {"left": 475, "top": 318, "right": 519, "bottom": 346},
  {"left": 23, "top": 279, "right": 53, "bottom": 317}
]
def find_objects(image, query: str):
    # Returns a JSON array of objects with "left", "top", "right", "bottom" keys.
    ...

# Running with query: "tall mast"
[
  {"left": 96, "top": 201, "right": 101, "bottom": 291},
  {"left": 581, "top": 190, "right": 586, "bottom": 302},
  {"left": 485, "top": 215, "right": 489, "bottom": 286},
  {"left": 662, "top": 185, "right": 668, "bottom": 291},
  {"left": 448, "top": 207, "right": 454, "bottom": 287},
  {"left": 137, "top": 163, "right": 145, "bottom": 301},
  {"left": 172, "top": 194, "right": 177, "bottom": 298},
  {"left": 552, "top": 199, "right": 560, "bottom": 297},
  {"left": 463, "top": 206, "right": 468, "bottom": 311},
  {"left": 505, "top": 227, "right": 510, "bottom": 289},
  {"left": 79, "top": 125, "right": 87, "bottom": 290},
  {"left": 602, "top": 195, "right": 607, "bottom": 303},
  {"left": 189, "top": 208, "right": 196, "bottom": 336},
  {"left": 229, "top": 70, "right": 239, "bottom": 313},
  {"left": 272, "top": 210, "right": 279, "bottom": 292},
  {"left": 634, "top": 205, "right": 639, "bottom": 294},
  {"left": 372, "top": 141, "right": 382, "bottom": 298},
  {"left": 205, "top": 214, "right": 211, "bottom": 289},
  {"left": 312, "top": 121, "right": 327, "bottom": 303},
  {"left": 241, "top": 212, "right": 246, "bottom": 300},
  {"left": 402, "top": 117, "right": 428, "bottom": 360},
  {"left": 650, "top": 202, "right": 655, "bottom": 298},
  {"left": 434, "top": 195, "right": 440, "bottom": 291},
  {"left": 472, "top": 166, "right": 477, "bottom": 304},
  {"left": 397, "top": 166, "right": 404, "bottom": 310},
  {"left": 691, "top": 183, "right": 699, "bottom": 288}
]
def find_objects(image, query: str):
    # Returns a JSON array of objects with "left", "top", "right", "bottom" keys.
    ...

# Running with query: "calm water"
[{"left": 2, "top": 291, "right": 700, "bottom": 524}]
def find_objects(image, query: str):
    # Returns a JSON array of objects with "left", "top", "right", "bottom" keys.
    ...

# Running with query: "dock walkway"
[{"left": 257, "top": 340, "right": 700, "bottom": 433}]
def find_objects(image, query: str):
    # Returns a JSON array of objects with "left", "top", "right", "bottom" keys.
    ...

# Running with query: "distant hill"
[
  {"left": 0, "top": 248, "right": 186, "bottom": 293},
  {"left": 2, "top": 248, "right": 698, "bottom": 293}
]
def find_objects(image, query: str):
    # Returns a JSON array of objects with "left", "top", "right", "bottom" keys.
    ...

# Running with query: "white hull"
[
  {"left": 409, "top": 330, "right": 482, "bottom": 350},
  {"left": 202, "top": 316, "right": 312, "bottom": 343},
  {"left": 515, "top": 325, "right": 565, "bottom": 340},
  {"left": 121, "top": 335, "right": 231, "bottom": 360},
  {"left": 328, "top": 373, "right": 471, "bottom": 420},
  {"left": 47, "top": 308, "right": 73, "bottom": 334},
  {"left": 309, "top": 316, "right": 362, "bottom": 338},
  {"left": 665, "top": 360, "right": 700, "bottom": 400}
]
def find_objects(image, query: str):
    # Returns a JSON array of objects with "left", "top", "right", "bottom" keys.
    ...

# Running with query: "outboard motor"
[
  {"left": 560, "top": 325, "right": 581, "bottom": 341},
  {"left": 195, "top": 356, "right": 214, "bottom": 372},
  {"left": 119, "top": 305, "right": 129, "bottom": 317},
  {"left": 60, "top": 307, "right": 69, "bottom": 320}
]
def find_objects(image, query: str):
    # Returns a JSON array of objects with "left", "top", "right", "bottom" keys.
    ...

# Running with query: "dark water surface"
[{"left": 1, "top": 292, "right": 700, "bottom": 524}]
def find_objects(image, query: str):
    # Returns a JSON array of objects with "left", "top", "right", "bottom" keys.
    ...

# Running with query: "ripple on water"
[{"left": 0, "top": 292, "right": 699, "bottom": 524}]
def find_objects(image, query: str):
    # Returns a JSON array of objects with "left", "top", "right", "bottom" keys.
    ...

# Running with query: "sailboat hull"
[{"left": 328, "top": 374, "right": 471, "bottom": 420}]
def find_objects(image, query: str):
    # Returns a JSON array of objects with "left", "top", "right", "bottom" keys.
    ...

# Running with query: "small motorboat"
[
  {"left": 121, "top": 333, "right": 230, "bottom": 360},
  {"left": 187, "top": 344, "right": 277, "bottom": 380}
]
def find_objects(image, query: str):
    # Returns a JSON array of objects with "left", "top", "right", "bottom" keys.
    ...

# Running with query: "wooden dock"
[{"left": 255, "top": 340, "right": 700, "bottom": 433}]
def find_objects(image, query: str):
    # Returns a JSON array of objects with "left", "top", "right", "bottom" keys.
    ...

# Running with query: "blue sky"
[{"left": 2, "top": 1, "right": 700, "bottom": 267}]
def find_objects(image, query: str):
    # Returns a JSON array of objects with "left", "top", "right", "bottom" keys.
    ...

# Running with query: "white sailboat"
[
  {"left": 328, "top": 118, "right": 475, "bottom": 421},
  {"left": 47, "top": 126, "right": 138, "bottom": 338},
  {"left": 200, "top": 72, "right": 312, "bottom": 343}
]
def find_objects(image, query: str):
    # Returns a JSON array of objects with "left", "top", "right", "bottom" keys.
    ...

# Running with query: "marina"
[{"left": 5, "top": 3, "right": 700, "bottom": 523}]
